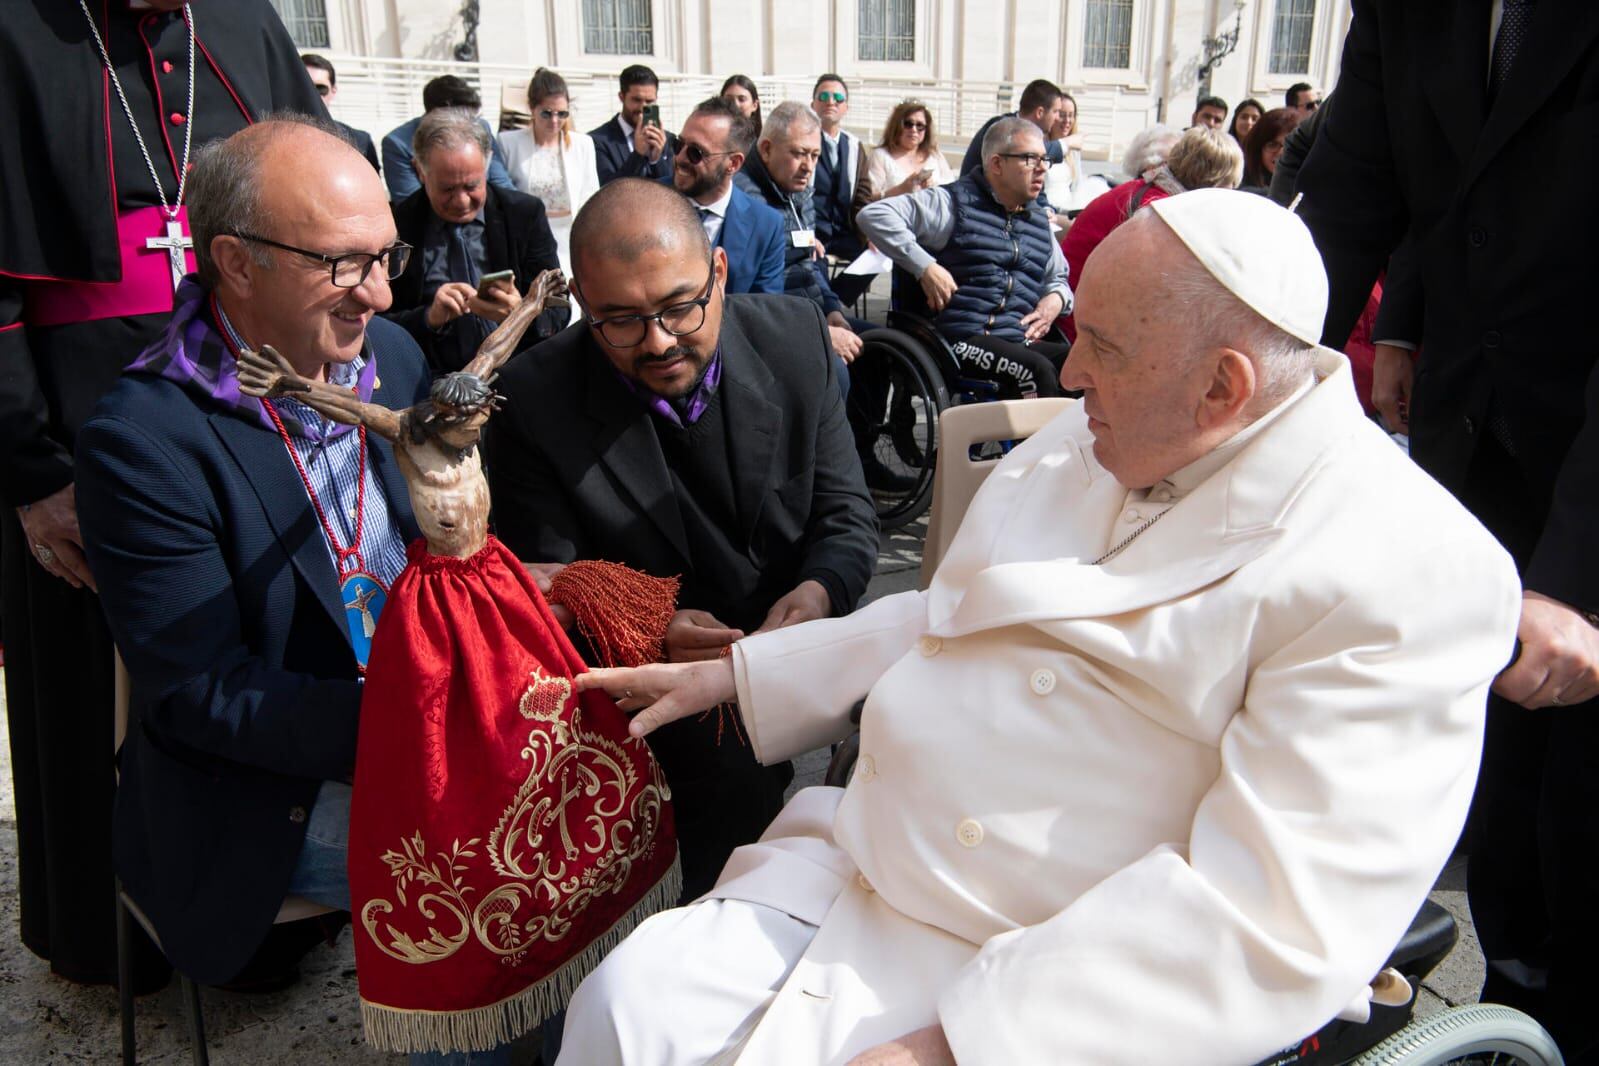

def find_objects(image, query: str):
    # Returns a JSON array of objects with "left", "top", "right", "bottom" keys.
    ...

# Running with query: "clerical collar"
[
  {"left": 615, "top": 348, "right": 724, "bottom": 429},
  {"left": 1142, "top": 372, "right": 1318, "bottom": 503}
]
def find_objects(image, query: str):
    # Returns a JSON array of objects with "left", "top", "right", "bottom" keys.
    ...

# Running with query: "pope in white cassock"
[{"left": 561, "top": 189, "right": 1523, "bottom": 1065}]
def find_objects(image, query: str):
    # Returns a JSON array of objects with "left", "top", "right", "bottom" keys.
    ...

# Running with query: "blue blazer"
[
  {"left": 76, "top": 316, "right": 430, "bottom": 985},
  {"left": 381, "top": 114, "right": 515, "bottom": 201},
  {"left": 589, "top": 113, "right": 677, "bottom": 185},
  {"left": 719, "top": 185, "right": 787, "bottom": 295}
]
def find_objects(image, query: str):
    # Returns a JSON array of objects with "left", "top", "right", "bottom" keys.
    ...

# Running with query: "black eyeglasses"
[
  {"left": 1303, "top": 99, "right": 1321, "bottom": 111},
  {"left": 582, "top": 268, "right": 716, "bottom": 348},
  {"left": 902, "top": 120, "right": 928, "bottom": 130},
  {"left": 998, "top": 152, "right": 1049, "bottom": 170},
  {"left": 675, "top": 141, "right": 736, "bottom": 166},
  {"left": 235, "top": 233, "right": 412, "bottom": 288},
  {"left": 539, "top": 108, "right": 571, "bottom": 120},
  {"left": 313, "top": 83, "right": 332, "bottom": 98}
]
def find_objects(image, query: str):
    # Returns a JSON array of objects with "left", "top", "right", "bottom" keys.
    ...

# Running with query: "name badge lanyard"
[{"left": 211, "top": 302, "right": 388, "bottom": 669}]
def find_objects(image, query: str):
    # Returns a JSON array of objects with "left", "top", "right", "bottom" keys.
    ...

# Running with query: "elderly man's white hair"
[
  {"left": 1120, "top": 123, "right": 1179, "bottom": 181},
  {"left": 412, "top": 107, "right": 493, "bottom": 169},
  {"left": 761, "top": 101, "right": 822, "bottom": 144},
  {"left": 1127, "top": 207, "right": 1316, "bottom": 408},
  {"left": 980, "top": 115, "right": 1043, "bottom": 164}
]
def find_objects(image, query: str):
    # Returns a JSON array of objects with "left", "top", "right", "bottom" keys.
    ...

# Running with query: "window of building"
[
  {"left": 1268, "top": 0, "right": 1316, "bottom": 74},
  {"left": 583, "top": 0, "right": 654, "bottom": 56},
  {"left": 859, "top": 0, "right": 916, "bottom": 62},
  {"left": 1082, "top": 0, "right": 1135, "bottom": 69},
  {"left": 269, "top": 0, "right": 329, "bottom": 49}
]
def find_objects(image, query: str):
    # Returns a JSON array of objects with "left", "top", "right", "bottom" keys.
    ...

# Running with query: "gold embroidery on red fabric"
[{"left": 360, "top": 665, "right": 670, "bottom": 966}]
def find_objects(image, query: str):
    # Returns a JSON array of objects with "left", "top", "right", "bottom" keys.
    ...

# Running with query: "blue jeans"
[{"left": 287, "top": 782, "right": 514, "bottom": 1066}]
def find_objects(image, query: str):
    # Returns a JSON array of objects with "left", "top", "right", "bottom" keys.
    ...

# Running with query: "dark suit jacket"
[
  {"left": 482, "top": 294, "right": 876, "bottom": 896},
  {"left": 483, "top": 294, "right": 877, "bottom": 627},
  {"left": 589, "top": 113, "right": 677, "bottom": 185},
  {"left": 76, "top": 317, "right": 429, "bottom": 985},
  {"left": 334, "top": 118, "right": 381, "bottom": 175},
  {"left": 719, "top": 184, "right": 787, "bottom": 295},
  {"left": 385, "top": 185, "right": 568, "bottom": 372},
  {"left": 1295, "top": 0, "right": 1599, "bottom": 610}
]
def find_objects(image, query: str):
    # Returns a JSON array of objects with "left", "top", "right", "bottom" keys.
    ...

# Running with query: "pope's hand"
[
  {"left": 576, "top": 659, "right": 736, "bottom": 738},
  {"left": 1493, "top": 591, "right": 1599, "bottom": 709},
  {"left": 844, "top": 1025, "right": 956, "bottom": 1066}
]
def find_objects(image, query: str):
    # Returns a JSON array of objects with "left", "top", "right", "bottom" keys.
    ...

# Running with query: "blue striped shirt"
[{"left": 217, "top": 309, "right": 409, "bottom": 589}]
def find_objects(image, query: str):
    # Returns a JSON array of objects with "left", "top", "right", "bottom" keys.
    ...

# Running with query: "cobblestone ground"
[{"left": 0, "top": 496, "right": 1485, "bottom": 1063}]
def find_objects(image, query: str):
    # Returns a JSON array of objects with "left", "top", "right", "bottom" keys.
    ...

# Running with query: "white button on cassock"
[
  {"left": 857, "top": 873, "right": 875, "bottom": 893},
  {"left": 1029, "top": 669, "right": 1056, "bottom": 695},
  {"left": 1123, "top": 510, "right": 1143, "bottom": 524},
  {"left": 856, "top": 754, "right": 877, "bottom": 781},
  {"left": 956, "top": 818, "right": 984, "bottom": 847},
  {"left": 918, "top": 635, "right": 942, "bottom": 657}
]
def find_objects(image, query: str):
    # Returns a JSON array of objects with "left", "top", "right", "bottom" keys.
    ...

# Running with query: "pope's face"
[{"left": 1060, "top": 219, "right": 1220, "bottom": 489}]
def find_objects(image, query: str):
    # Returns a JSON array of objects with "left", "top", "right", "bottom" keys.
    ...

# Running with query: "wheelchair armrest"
[{"left": 1384, "top": 898, "right": 1458, "bottom": 982}]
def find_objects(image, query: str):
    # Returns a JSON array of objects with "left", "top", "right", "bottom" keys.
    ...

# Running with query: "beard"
[
  {"left": 632, "top": 343, "right": 712, "bottom": 399},
  {"left": 678, "top": 160, "right": 730, "bottom": 201}
]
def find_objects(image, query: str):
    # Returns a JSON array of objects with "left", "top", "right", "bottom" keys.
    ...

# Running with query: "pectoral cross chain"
[{"left": 146, "top": 218, "right": 193, "bottom": 294}]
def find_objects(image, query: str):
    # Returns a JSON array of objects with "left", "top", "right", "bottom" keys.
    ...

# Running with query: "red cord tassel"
[{"left": 549, "top": 561, "right": 680, "bottom": 668}]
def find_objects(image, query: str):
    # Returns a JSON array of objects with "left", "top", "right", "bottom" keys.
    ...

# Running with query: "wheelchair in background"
[{"left": 847, "top": 267, "right": 1069, "bottom": 531}]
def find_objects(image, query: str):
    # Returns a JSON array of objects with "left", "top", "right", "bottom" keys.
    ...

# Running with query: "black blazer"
[
  {"left": 1295, "top": 0, "right": 1599, "bottom": 607},
  {"left": 75, "top": 317, "right": 429, "bottom": 985},
  {"left": 384, "top": 185, "right": 568, "bottom": 371},
  {"left": 589, "top": 113, "right": 677, "bottom": 185},
  {"left": 482, "top": 293, "right": 877, "bottom": 631}
]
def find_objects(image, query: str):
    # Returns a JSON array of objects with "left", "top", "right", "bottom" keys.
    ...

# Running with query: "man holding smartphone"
[
  {"left": 385, "top": 109, "right": 568, "bottom": 371},
  {"left": 591, "top": 64, "right": 679, "bottom": 186}
]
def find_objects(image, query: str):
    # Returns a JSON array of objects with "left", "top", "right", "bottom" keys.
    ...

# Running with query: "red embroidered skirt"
[{"left": 349, "top": 536, "right": 679, "bottom": 1052}]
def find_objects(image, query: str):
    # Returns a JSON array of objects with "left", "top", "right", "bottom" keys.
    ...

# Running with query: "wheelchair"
[
  {"left": 847, "top": 267, "right": 1066, "bottom": 531},
  {"left": 824, "top": 715, "right": 1562, "bottom": 1065}
]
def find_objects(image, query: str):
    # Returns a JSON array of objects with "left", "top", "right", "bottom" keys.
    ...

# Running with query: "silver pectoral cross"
[{"left": 145, "top": 217, "right": 194, "bottom": 294}]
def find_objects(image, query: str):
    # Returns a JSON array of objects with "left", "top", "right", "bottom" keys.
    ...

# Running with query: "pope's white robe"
[{"left": 567, "top": 350, "right": 1521, "bottom": 1065}]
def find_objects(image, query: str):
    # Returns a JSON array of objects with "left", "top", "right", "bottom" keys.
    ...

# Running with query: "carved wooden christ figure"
[{"left": 237, "top": 268, "right": 568, "bottom": 558}]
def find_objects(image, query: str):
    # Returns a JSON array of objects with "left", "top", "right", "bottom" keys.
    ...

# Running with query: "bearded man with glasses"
[
  {"left": 484, "top": 177, "right": 877, "bottom": 903},
  {"left": 670, "top": 96, "right": 786, "bottom": 296},
  {"left": 73, "top": 116, "right": 442, "bottom": 997}
]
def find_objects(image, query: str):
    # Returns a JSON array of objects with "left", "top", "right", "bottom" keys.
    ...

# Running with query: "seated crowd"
[{"left": 6, "top": 23, "right": 1577, "bottom": 1066}]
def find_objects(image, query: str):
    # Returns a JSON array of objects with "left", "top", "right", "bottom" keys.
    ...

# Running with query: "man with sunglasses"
[
  {"left": 72, "top": 117, "right": 438, "bottom": 997},
  {"left": 484, "top": 177, "right": 877, "bottom": 904},
  {"left": 386, "top": 108, "right": 567, "bottom": 372},
  {"left": 671, "top": 97, "right": 786, "bottom": 295}
]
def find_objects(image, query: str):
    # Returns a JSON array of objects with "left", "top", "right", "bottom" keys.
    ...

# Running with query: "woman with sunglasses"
[
  {"left": 500, "top": 68, "right": 601, "bottom": 275},
  {"left": 855, "top": 101, "right": 954, "bottom": 210}
]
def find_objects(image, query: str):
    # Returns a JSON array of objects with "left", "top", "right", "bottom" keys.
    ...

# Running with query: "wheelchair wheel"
[
  {"left": 1348, "top": 1004, "right": 1563, "bottom": 1066},
  {"left": 848, "top": 329, "right": 949, "bottom": 531}
]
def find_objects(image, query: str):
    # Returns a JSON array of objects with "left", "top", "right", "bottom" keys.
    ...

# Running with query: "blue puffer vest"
[{"left": 935, "top": 170, "right": 1054, "bottom": 343}]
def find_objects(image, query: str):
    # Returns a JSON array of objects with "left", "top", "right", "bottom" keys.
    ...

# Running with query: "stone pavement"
[{"left": 0, "top": 523, "right": 1487, "bottom": 1064}]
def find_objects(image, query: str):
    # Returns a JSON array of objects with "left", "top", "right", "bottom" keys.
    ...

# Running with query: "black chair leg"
[
  {"left": 116, "top": 888, "right": 136, "bottom": 1066},
  {"left": 180, "top": 974, "right": 209, "bottom": 1066}
]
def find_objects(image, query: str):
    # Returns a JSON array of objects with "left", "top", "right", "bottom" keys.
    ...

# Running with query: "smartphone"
[
  {"left": 916, "top": 166, "right": 935, "bottom": 183},
  {"left": 476, "top": 269, "right": 515, "bottom": 298},
  {"left": 642, "top": 103, "right": 661, "bottom": 129}
]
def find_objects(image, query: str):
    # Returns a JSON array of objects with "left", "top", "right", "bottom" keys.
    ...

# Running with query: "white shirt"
[
  {"left": 616, "top": 113, "right": 638, "bottom": 154},
  {"left": 694, "top": 182, "right": 735, "bottom": 247}
]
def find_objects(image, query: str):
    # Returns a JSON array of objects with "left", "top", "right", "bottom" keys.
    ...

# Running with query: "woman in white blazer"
[{"left": 500, "top": 68, "right": 600, "bottom": 277}]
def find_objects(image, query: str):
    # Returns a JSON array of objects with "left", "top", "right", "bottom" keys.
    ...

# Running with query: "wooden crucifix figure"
[{"left": 237, "top": 268, "right": 568, "bottom": 559}]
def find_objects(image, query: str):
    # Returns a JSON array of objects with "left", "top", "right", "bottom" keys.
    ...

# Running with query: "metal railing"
[{"left": 319, "top": 55, "right": 1136, "bottom": 163}]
